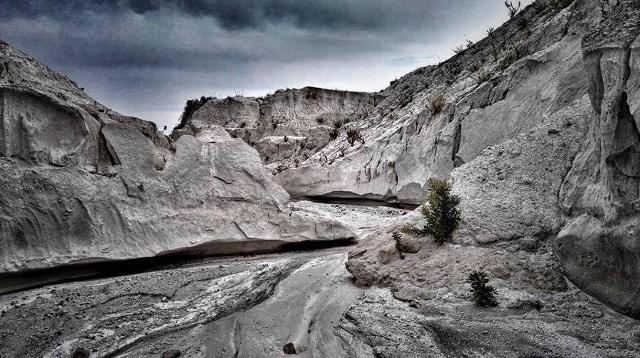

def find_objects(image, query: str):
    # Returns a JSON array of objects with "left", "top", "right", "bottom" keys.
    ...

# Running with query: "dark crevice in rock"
[
  {"left": 293, "top": 195, "right": 419, "bottom": 210},
  {"left": 585, "top": 49, "right": 605, "bottom": 115},
  {"left": 451, "top": 120, "right": 462, "bottom": 163},
  {"left": 0, "top": 238, "right": 356, "bottom": 295}
]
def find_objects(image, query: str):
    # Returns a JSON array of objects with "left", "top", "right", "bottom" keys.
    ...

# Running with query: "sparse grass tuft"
[
  {"left": 328, "top": 128, "right": 340, "bottom": 140},
  {"left": 474, "top": 69, "right": 493, "bottom": 84},
  {"left": 398, "top": 91, "right": 413, "bottom": 108}
]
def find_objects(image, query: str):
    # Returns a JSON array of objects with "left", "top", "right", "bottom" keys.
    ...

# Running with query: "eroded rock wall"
[
  {"left": 343, "top": 0, "right": 640, "bottom": 321},
  {"left": 276, "top": 0, "right": 590, "bottom": 205},
  {"left": 0, "top": 42, "right": 354, "bottom": 274},
  {"left": 175, "top": 87, "right": 385, "bottom": 167},
  {"left": 556, "top": 0, "right": 640, "bottom": 318}
]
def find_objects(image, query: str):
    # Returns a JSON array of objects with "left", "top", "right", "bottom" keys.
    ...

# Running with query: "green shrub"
[
  {"left": 271, "top": 164, "right": 289, "bottom": 176},
  {"left": 328, "top": 128, "right": 340, "bottom": 140},
  {"left": 468, "top": 271, "right": 498, "bottom": 307},
  {"left": 419, "top": 178, "right": 461, "bottom": 243},
  {"left": 398, "top": 91, "right": 413, "bottom": 108},
  {"left": 474, "top": 69, "right": 493, "bottom": 84},
  {"left": 174, "top": 96, "right": 214, "bottom": 130},
  {"left": 271, "top": 117, "right": 281, "bottom": 129},
  {"left": 346, "top": 128, "right": 365, "bottom": 146},
  {"left": 428, "top": 94, "right": 446, "bottom": 115}
]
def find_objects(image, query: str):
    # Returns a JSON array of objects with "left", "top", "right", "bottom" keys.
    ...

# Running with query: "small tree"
[
  {"left": 468, "top": 271, "right": 498, "bottom": 307},
  {"left": 420, "top": 178, "right": 461, "bottom": 243}
]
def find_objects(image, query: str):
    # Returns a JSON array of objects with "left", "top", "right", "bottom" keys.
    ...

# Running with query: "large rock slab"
[{"left": 0, "top": 41, "right": 354, "bottom": 275}]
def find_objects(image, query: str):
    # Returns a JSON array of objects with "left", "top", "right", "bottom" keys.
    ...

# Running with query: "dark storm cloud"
[
  {"left": 0, "top": 0, "right": 527, "bottom": 129},
  {"left": 1, "top": 0, "right": 474, "bottom": 31}
]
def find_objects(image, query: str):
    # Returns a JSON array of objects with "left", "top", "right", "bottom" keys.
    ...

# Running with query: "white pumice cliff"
[
  {"left": 2, "top": 0, "right": 640, "bottom": 357},
  {"left": 0, "top": 40, "right": 354, "bottom": 274}
]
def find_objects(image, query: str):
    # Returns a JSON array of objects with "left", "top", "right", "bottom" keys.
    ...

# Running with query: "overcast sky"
[{"left": 0, "top": 0, "right": 532, "bottom": 130}]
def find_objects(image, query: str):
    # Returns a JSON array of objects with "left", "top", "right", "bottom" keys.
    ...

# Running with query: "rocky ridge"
[{"left": 173, "top": 87, "right": 385, "bottom": 169}]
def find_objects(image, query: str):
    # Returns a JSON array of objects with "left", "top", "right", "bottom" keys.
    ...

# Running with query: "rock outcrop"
[
  {"left": 174, "top": 87, "right": 385, "bottom": 170},
  {"left": 0, "top": 40, "right": 353, "bottom": 274},
  {"left": 275, "top": 0, "right": 590, "bottom": 205},
  {"left": 343, "top": 0, "right": 640, "bottom": 320}
]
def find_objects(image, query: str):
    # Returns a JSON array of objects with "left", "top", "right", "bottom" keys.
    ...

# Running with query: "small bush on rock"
[
  {"left": 419, "top": 178, "right": 461, "bottom": 243},
  {"left": 398, "top": 91, "right": 413, "bottom": 108},
  {"left": 428, "top": 94, "right": 446, "bottom": 115},
  {"left": 271, "top": 164, "right": 289, "bottom": 176},
  {"left": 175, "top": 96, "right": 214, "bottom": 130},
  {"left": 328, "top": 128, "right": 340, "bottom": 140},
  {"left": 474, "top": 69, "right": 493, "bottom": 84},
  {"left": 468, "top": 271, "right": 498, "bottom": 307},
  {"left": 505, "top": 1, "right": 521, "bottom": 18},
  {"left": 346, "top": 128, "right": 365, "bottom": 146}
]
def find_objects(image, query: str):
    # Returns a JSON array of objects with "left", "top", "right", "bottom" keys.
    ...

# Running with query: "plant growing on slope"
[
  {"left": 453, "top": 45, "right": 465, "bottom": 55},
  {"left": 505, "top": 1, "right": 522, "bottom": 18},
  {"left": 346, "top": 128, "right": 365, "bottom": 146},
  {"left": 419, "top": 178, "right": 461, "bottom": 243},
  {"left": 473, "top": 69, "right": 493, "bottom": 84},
  {"left": 328, "top": 127, "right": 340, "bottom": 140},
  {"left": 468, "top": 271, "right": 498, "bottom": 307},
  {"left": 398, "top": 91, "right": 413, "bottom": 108},
  {"left": 174, "top": 96, "right": 214, "bottom": 130},
  {"left": 271, "top": 164, "right": 289, "bottom": 176},
  {"left": 428, "top": 94, "right": 446, "bottom": 115}
]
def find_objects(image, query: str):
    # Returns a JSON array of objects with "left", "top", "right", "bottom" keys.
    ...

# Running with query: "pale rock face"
[
  {"left": 346, "top": 0, "right": 640, "bottom": 320},
  {"left": 275, "top": 0, "right": 591, "bottom": 205},
  {"left": 556, "top": 0, "right": 640, "bottom": 319},
  {"left": 0, "top": 42, "right": 354, "bottom": 274}
]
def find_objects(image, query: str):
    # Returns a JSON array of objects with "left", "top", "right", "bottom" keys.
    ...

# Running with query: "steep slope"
[
  {"left": 276, "top": 0, "right": 586, "bottom": 206},
  {"left": 0, "top": 40, "right": 354, "bottom": 275}
]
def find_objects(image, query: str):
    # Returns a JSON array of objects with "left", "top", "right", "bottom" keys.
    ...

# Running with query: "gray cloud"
[{"left": 0, "top": 0, "right": 531, "bottom": 129}]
